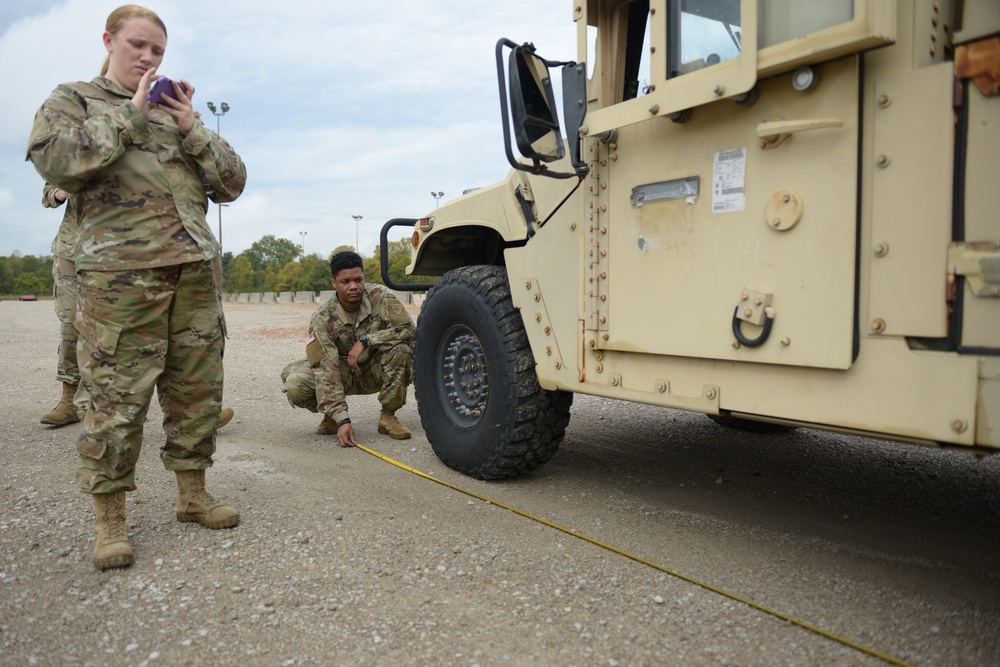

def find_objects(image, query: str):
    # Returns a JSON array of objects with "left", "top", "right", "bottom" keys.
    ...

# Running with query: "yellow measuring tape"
[{"left": 358, "top": 443, "right": 915, "bottom": 667}]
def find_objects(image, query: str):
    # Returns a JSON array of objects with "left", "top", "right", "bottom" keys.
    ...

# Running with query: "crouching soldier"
[{"left": 282, "top": 251, "right": 414, "bottom": 447}]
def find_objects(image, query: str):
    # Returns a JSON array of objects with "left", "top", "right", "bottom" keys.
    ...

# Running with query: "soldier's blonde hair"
[{"left": 99, "top": 5, "right": 168, "bottom": 76}]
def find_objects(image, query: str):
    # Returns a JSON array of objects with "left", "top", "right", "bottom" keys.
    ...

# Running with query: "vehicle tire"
[
  {"left": 414, "top": 265, "right": 573, "bottom": 480},
  {"left": 706, "top": 413, "right": 794, "bottom": 434}
]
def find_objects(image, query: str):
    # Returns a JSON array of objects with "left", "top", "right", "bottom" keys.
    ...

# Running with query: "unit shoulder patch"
[{"left": 385, "top": 295, "right": 409, "bottom": 324}]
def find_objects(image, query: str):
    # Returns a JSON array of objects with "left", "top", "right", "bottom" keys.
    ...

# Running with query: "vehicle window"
[
  {"left": 587, "top": 24, "right": 598, "bottom": 78},
  {"left": 666, "top": 1, "right": 855, "bottom": 79},
  {"left": 667, "top": 0, "right": 742, "bottom": 79},
  {"left": 622, "top": 1, "right": 651, "bottom": 100},
  {"left": 590, "top": 0, "right": 653, "bottom": 106},
  {"left": 636, "top": 10, "right": 651, "bottom": 95},
  {"left": 759, "top": 1, "right": 854, "bottom": 48}
]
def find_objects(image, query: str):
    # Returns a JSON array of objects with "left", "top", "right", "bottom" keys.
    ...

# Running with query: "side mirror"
[
  {"left": 495, "top": 38, "right": 587, "bottom": 180},
  {"left": 508, "top": 46, "right": 565, "bottom": 163}
]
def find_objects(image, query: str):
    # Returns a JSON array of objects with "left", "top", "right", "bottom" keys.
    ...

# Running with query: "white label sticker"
[{"left": 712, "top": 147, "right": 746, "bottom": 213}]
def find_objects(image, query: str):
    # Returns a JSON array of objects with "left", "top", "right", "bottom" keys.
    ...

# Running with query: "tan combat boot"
[
  {"left": 215, "top": 407, "right": 234, "bottom": 429},
  {"left": 175, "top": 470, "right": 239, "bottom": 529},
  {"left": 378, "top": 409, "right": 411, "bottom": 440},
  {"left": 40, "top": 382, "right": 81, "bottom": 426},
  {"left": 92, "top": 491, "right": 134, "bottom": 570},
  {"left": 317, "top": 415, "right": 338, "bottom": 435}
]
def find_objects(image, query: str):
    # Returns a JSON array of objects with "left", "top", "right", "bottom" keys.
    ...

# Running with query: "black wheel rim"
[{"left": 436, "top": 324, "right": 489, "bottom": 428}]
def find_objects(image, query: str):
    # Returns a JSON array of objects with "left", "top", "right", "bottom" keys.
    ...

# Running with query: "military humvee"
[{"left": 381, "top": 0, "right": 999, "bottom": 480}]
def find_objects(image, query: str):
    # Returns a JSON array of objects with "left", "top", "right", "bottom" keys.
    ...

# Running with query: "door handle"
[{"left": 756, "top": 118, "right": 844, "bottom": 147}]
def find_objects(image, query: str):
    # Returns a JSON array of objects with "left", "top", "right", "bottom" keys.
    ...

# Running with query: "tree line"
[
  {"left": 222, "top": 234, "right": 434, "bottom": 294},
  {"left": 0, "top": 235, "right": 433, "bottom": 297},
  {"left": 0, "top": 253, "right": 55, "bottom": 296}
]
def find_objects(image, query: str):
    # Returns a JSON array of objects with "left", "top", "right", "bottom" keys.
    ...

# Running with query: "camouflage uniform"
[
  {"left": 26, "top": 76, "right": 246, "bottom": 494},
  {"left": 42, "top": 183, "right": 81, "bottom": 386},
  {"left": 282, "top": 285, "right": 414, "bottom": 425}
]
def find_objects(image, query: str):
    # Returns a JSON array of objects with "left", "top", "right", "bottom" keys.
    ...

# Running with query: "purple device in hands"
[{"left": 148, "top": 76, "right": 186, "bottom": 104}]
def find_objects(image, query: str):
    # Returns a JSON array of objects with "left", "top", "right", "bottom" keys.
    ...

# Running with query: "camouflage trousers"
[
  {"left": 280, "top": 343, "right": 412, "bottom": 415},
  {"left": 75, "top": 259, "right": 225, "bottom": 494},
  {"left": 53, "top": 257, "right": 80, "bottom": 385}
]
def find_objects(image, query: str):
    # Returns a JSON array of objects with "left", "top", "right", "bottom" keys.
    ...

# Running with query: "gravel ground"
[{"left": 1, "top": 300, "right": 998, "bottom": 666}]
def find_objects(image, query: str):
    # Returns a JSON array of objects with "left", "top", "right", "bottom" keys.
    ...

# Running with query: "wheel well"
[{"left": 412, "top": 226, "right": 510, "bottom": 275}]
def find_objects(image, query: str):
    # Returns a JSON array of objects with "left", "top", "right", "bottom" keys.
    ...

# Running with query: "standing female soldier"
[{"left": 26, "top": 4, "right": 247, "bottom": 570}]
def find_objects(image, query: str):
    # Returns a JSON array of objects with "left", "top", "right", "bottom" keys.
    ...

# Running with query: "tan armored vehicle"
[{"left": 381, "top": 0, "right": 999, "bottom": 479}]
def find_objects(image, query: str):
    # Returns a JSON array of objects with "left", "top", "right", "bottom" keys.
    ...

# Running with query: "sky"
[{"left": 0, "top": 0, "right": 577, "bottom": 259}]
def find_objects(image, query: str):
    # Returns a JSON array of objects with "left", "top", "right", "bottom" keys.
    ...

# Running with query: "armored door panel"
[{"left": 597, "top": 57, "right": 859, "bottom": 369}]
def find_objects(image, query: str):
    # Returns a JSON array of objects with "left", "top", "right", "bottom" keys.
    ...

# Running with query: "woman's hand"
[
  {"left": 152, "top": 78, "right": 197, "bottom": 136},
  {"left": 130, "top": 67, "right": 156, "bottom": 119}
]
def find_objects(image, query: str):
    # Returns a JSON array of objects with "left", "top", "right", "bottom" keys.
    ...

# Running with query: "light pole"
[
  {"left": 299, "top": 231, "right": 307, "bottom": 260},
  {"left": 206, "top": 101, "right": 229, "bottom": 134},
  {"left": 352, "top": 215, "right": 362, "bottom": 253},
  {"left": 431, "top": 191, "right": 444, "bottom": 208},
  {"left": 206, "top": 101, "right": 230, "bottom": 249},
  {"left": 217, "top": 204, "right": 228, "bottom": 250}
]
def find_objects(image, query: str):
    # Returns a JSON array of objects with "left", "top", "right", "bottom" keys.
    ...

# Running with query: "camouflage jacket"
[
  {"left": 42, "top": 183, "right": 80, "bottom": 261},
  {"left": 309, "top": 284, "right": 415, "bottom": 424},
  {"left": 26, "top": 77, "right": 246, "bottom": 271}
]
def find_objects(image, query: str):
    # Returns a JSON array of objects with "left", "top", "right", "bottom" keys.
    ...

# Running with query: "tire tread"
[{"left": 415, "top": 265, "right": 573, "bottom": 479}]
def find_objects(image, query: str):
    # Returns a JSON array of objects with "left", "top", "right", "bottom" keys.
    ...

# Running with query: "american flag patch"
[{"left": 306, "top": 333, "right": 315, "bottom": 344}]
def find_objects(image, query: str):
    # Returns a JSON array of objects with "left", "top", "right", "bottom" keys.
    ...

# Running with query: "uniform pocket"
[
  {"left": 76, "top": 434, "right": 107, "bottom": 461},
  {"left": 74, "top": 304, "right": 124, "bottom": 428},
  {"left": 75, "top": 304, "right": 123, "bottom": 356}
]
